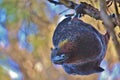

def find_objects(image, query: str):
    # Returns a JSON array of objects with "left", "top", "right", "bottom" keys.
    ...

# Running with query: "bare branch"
[
  {"left": 100, "top": 0, "right": 120, "bottom": 60},
  {"left": 48, "top": 0, "right": 77, "bottom": 9},
  {"left": 114, "top": 0, "right": 120, "bottom": 27},
  {"left": 48, "top": 0, "right": 119, "bottom": 26},
  {"left": 107, "top": 0, "right": 120, "bottom": 3},
  {"left": 79, "top": 2, "right": 101, "bottom": 20}
]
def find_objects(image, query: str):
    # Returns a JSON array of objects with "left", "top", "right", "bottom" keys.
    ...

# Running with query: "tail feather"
[{"left": 96, "top": 66, "right": 104, "bottom": 72}]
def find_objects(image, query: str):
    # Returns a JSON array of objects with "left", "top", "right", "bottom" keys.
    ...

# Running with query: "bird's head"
[{"left": 51, "top": 39, "right": 75, "bottom": 64}]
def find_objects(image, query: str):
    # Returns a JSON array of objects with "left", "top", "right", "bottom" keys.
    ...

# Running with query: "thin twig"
[
  {"left": 48, "top": 0, "right": 62, "bottom": 5},
  {"left": 114, "top": 0, "right": 119, "bottom": 15},
  {"left": 114, "top": 0, "right": 120, "bottom": 27},
  {"left": 106, "top": 0, "right": 113, "bottom": 7}
]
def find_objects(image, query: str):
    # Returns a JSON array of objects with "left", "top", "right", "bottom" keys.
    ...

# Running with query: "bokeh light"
[
  {"left": 0, "top": 52, "right": 23, "bottom": 80},
  {"left": 18, "top": 20, "right": 38, "bottom": 53}
]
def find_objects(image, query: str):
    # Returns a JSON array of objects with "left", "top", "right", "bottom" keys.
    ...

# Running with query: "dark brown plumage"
[{"left": 51, "top": 17, "right": 109, "bottom": 75}]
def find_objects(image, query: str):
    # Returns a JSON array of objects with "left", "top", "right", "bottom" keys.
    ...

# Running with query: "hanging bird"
[{"left": 51, "top": 17, "right": 110, "bottom": 75}]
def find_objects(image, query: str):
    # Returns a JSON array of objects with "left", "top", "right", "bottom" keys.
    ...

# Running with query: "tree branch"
[
  {"left": 48, "top": 0, "right": 119, "bottom": 26},
  {"left": 48, "top": 0, "right": 77, "bottom": 9},
  {"left": 114, "top": 0, "right": 120, "bottom": 27},
  {"left": 100, "top": 0, "right": 120, "bottom": 60}
]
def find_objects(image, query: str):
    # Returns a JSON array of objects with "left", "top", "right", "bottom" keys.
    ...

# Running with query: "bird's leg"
[
  {"left": 73, "top": 3, "right": 86, "bottom": 18},
  {"left": 65, "top": 2, "right": 86, "bottom": 19}
]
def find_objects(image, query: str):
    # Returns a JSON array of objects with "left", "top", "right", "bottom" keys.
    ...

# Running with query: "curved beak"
[
  {"left": 51, "top": 54, "right": 68, "bottom": 64},
  {"left": 52, "top": 55, "right": 64, "bottom": 64}
]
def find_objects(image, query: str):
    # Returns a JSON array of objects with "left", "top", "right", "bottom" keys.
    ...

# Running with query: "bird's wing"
[{"left": 52, "top": 17, "right": 71, "bottom": 46}]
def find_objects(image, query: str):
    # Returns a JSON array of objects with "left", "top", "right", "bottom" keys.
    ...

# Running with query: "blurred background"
[{"left": 0, "top": 0, "right": 120, "bottom": 80}]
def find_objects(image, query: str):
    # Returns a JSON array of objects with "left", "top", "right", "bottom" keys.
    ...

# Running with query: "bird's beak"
[
  {"left": 51, "top": 47, "right": 68, "bottom": 64},
  {"left": 51, "top": 49, "right": 68, "bottom": 64},
  {"left": 51, "top": 53, "right": 68, "bottom": 64}
]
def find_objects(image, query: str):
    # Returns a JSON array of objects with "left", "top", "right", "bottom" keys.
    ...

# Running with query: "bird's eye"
[
  {"left": 52, "top": 54, "right": 66, "bottom": 61},
  {"left": 51, "top": 52, "right": 69, "bottom": 64},
  {"left": 55, "top": 54, "right": 66, "bottom": 60},
  {"left": 61, "top": 54, "right": 65, "bottom": 58}
]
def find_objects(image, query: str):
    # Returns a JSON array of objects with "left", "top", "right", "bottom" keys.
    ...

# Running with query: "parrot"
[{"left": 51, "top": 17, "right": 110, "bottom": 75}]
